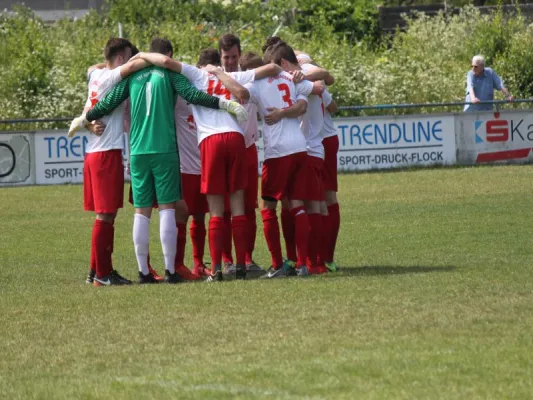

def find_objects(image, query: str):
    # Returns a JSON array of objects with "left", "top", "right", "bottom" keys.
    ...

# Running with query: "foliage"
[{"left": 2, "top": 1, "right": 533, "bottom": 129}]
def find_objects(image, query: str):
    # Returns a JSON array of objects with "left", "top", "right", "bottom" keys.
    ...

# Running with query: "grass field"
[{"left": 1, "top": 165, "right": 533, "bottom": 399}]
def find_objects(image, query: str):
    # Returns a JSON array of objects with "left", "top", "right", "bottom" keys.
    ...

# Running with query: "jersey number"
[
  {"left": 207, "top": 79, "right": 231, "bottom": 100},
  {"left": 145, "top": 82, "right": 152, "bottom": 116},
  {"left": 278, "top": 83, "right": 293, "bottom": 108}
]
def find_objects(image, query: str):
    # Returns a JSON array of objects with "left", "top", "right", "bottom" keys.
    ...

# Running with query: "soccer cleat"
[
  {"left": 283, "top": 260, "right": 298, "bottom": 277},
  {"left": 235, "top": 265, "right": 247, "bottom": 280},
  {"left": 93, "top": 273, "right": 129, "bottom": 287},
  {"left": 296, "top": 265, "right": 309, "bottom": 277},
  {"left": 261, "top": 266, "right": 287, "bottom": 279},
  {"left": 206, "top": 270, "right": 223, "bottom": 283},
  {"left": 148, "top": 266, "right": 164, "bottom": 281},
  {"left": 325, "top": 261, "right": 338, "bottom": 272},
  {"left": 139, "top": 271, "right": 159, "bottom": 284},
  {"left": 86, "top": 269, "right": 96, "bottom": 284},
  {"left": 192, "top": 264, "right": 212, "bottom": 278},
  {"left": 246, "top": 261, "right": 265, "bottom": 273},
  {"left": 110, "top": 269, "right": 133, "bottom": 284},
  {"left": 164, "top": 270, "right": 184, "bottom": 284},
  {"left": 223, "top": 262, "right": 236, "bottom": 275},
  {"left": 175, "top": 265, "right": 202, "bottom": 281}
]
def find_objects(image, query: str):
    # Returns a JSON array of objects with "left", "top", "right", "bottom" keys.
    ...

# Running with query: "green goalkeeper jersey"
[{"left": 86, "top": 66, "right": 220, "bottom": 156}]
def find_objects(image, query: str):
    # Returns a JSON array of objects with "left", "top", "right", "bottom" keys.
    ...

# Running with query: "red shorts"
[
  {"left": 245, "top": 144, "right": 259, "bottom": 211},
  {"left": 200, "top": 132, "right": 247, "bottom": 195},
  {"left": 261, "top": 152, "right": 308, "bottom": 201},
  {"left": 83, "top": 150, "right": 124, "bottom": 213},
  {"left": 128, "top": 185, "right": 158, "bottom": 208},
  {"left": 306, "top": 155, "right": 325, "bottom": 201},
  {"left": 181, "top": 173, "right": 208, "bottom": 215},
  {"left": 322, "top": 135, "right": 339, "bottom": 192}
]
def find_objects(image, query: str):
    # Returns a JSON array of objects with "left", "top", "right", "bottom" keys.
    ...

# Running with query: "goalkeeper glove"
[
  {"left": 68, "top": 113, "right": 89, "bottom": 138},
  {"left": 219, "top": 98, "right": 248, "bottom": 123}
]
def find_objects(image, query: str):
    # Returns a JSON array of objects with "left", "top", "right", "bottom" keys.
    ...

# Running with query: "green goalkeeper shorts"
[{"left": 130, "top": 152, "right": 181, "bottom": 208}]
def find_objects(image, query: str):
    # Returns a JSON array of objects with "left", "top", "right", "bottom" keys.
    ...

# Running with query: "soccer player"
[
  {"left": 132, "top": 48, "right": 283, "bottom": 281},
  {"left": 80, "top": 38, "right": 149, "bottom": 287},
  {"left": 264, "top": 41, "right": 334, "bottom": 275},
  {"left": 296, "top": 52, "right": 340, "bottom": 272},
  {"left": 219, "top": 33, "right": 263, "bottom": 274},
  {"left": 239, "top": 51, "right": 324, "bottom": 278},
  {"left": 69, "top": 51, "right": 246, "bottom": 284}
]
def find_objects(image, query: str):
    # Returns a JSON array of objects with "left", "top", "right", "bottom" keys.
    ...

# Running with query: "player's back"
[
  {"left": 248, "top": 71, "right": 307, "bottom": 159},
  {"left": 128, "top": 66, "right": 177, "bottom": 156},
  {"left": 300, "top": 63, "right": 325, "bottom": 159},
  {"left": 181, "top": 64, "right": 254, "bottom": 144},
  {"left": 175, "top": 97, "right": 200, "bottom": 174},
  {"left": 85, "top": 68, "right": 125, "bottom": 153}
]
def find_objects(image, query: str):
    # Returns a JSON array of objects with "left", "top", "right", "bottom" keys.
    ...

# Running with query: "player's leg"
[
  {"left": 222, "top": 197, "right": 234, "bottom": 273},
  {"left": 131, "top": 154, "right": 159, "bottom": 284},
  {"left": 244, "top": 144, "right": 262, "bottom": 272},
  {"left": 153, "top": 152, "right": 182, "bottom": 284},
  {"left": 280, "top": 198, "right": 297, "bottom": 264},
  {"left": 87, "top": 150, "right": 131, "bottom": 286},
  {"left": 227, "top": 132, "right": 249, "bottom": 280},
  {"left": 174, "top": 199, "right": 200, "bottom": 280},
  {"left": 323, "top": 135, "right": 340, "bottom": 271},
  {"left": 201, "top": 134, "right": 228, "bottom": 282}
]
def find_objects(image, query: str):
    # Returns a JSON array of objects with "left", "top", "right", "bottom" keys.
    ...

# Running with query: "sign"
[
  {"left": 0, "top": 133, "right": 34, "bottom": 186},
  {"left": 34, "top": 130, "right": 129, "bottom": 185},
  {"left": 336, "top": 115, "right": 456, "bottom": 171},
  {"left": 457, "top": 111, "right": 533, "bottom": 164}
]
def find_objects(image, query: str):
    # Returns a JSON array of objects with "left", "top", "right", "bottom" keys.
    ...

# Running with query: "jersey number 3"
[
  {"left": 207, "top": 79, "right": 231, "bottom": 100},
  {"left": 278, "top": 83, "right": 293, "bottom": 108}
]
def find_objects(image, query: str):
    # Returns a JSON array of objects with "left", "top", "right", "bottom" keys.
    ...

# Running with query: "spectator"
[{"left": 464, "top": 55, "right": 513, "bottom": 112}]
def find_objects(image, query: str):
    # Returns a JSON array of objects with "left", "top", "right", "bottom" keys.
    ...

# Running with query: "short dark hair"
[
  {"left": 261, "top": 36, "right": 283, "bottom": 54},
  {"left": 240, "top": 52, "right": 264, "bottom": 70},
  {"left": 197, "top": 48, "right": 221, "bottom": 67},
  {"left": 218, "top": 33, "right": 241, "bottom": 54},
  {"left": 104, "top": 38, "right": 133, "bottom": 62},
  {"left": 131, "top": 44, "right": 139, "bottom": 57},
  {"left": 263, "top": 42, "right": 298, "bottom": 66},
  {"left": 150, "top": 38, "right": 173, "bottom": 57}
]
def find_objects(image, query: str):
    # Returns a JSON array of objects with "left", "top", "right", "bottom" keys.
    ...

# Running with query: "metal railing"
[{"left": 1, "top": 99, "right": 533, "bottom": 127}]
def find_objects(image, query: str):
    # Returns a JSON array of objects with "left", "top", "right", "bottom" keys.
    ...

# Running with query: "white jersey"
[
  {"left": 175, "top": 97, "right": 201, "bottom": 175},
  {"left": 321, "top": 89, "right": 337, "bottom": 139},
  {"left": 84, "top": 67, "right": 125, "bottom": 153},
  {"left": 300, "top": 63, "right": 325, "bottom": 159},
  {"left": 181, "top": 63, "right": 255, "bottom": 144},
  {"left": 241, "top": 102, "right": 259, "bottom": 148},
  {"left": 247, "top": 71, "right": 313, "bottom": 160}
]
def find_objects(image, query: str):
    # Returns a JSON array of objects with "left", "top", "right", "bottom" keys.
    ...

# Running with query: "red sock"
[
  {"left": 327, "top": 203, "right": 340, "bottom": 262},
  {"left": 306, "top": 213, "right": 322, "bottom": 268},
  {"left": 222, "top": 212, "right": 233, "bottom": 263},
  {"left": 232, "top": 215, "right": 247, "bottom": 266},
  {"left": 281, "top": 208, "right": 297, "bottom": 262},
  {"left": 147, "top": 254, "right": 152, "bottom": 269},
  {"left": 175, "top": 223, "right": 186, "bottom": 267},
  {"left": 190, "top": 219, "right": 206, "bottom": 268},
  {"left": 93, "top": 219, "right": 113, "bottom": 278},
  {"left": 317, "top": 215, "right": 329, "bottom": 266},
  {"left": 291, "top": 207, "right": 309, "bottom": 268},
  {"left": 245, "top": 210, "right": 256, "bottom": 265},
  {"left": 209, "top": 216, "right": 224, "bottom": 267},
  {"left": 261, "top": 209, "right": 283, "bottom": 269},
  {"left": 90, "top": 239, "right": 96, "bottom": 272}
]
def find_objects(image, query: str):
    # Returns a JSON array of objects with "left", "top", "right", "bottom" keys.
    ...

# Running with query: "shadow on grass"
[{"left": 334, "top": 265, "right": 456, "bottom": 276}]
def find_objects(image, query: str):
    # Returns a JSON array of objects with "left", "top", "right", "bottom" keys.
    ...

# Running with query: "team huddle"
[{"left": 68, "top": 33, "right": 341, "bottom": 285}]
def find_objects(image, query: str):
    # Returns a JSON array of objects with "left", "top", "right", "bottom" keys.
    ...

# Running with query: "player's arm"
[
  {"left": 203, "top": 66, "right": 250, "bottom": 102},
  {"left": 133, "top": 52, "right": 183, "bottom": 73},
  {"left": 87, "top": 63, "right": 106, "bottom": 76},
  {"left": 264, "top": 99, "right": 308, "bottom": 126},
  {"left": 169, "top": 71, "right": 219, "bottom": 109},
  {"left": 322, "top": 89, "right": 337, "bottom": 113},
  {"left": 303, "top": 66, "right": 334, "bottom": 85},
  {"left": 119, "top": 59, "right": 149, "bottom": 78},
  {"left": 253, "top": 63, "right": 283, "bottom": 80},
  {"left": 327, "top": 99, "right": 338, "bottom": 113}
]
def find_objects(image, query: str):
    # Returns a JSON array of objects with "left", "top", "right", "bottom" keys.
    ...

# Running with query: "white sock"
[
  {"left": 160, "top": 209, "right": 177, "bottom": 274},
  {"left": 133, "top": 213, "right": 150, "bottom": 275}
]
